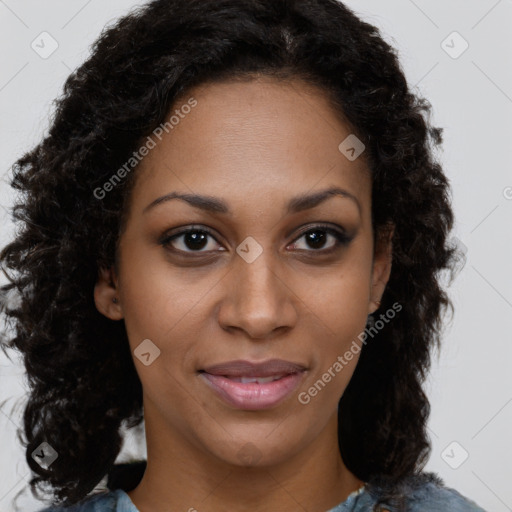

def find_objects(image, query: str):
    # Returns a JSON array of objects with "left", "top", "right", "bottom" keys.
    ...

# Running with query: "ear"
[
  {"left": 369, "top": 222, "right": 394, "bottom": 315},
  {"left": 94, "top": 266, "right": 124, "bottom": 320}
]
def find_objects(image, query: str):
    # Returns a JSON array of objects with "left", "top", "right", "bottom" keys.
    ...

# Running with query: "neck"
[{"left": 127, "top": 408, "right": 364, "bottom": 512}]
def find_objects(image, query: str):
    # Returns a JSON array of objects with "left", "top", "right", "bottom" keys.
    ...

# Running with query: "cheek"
[
  {"left": 117, "top": 241, "right": 213, "bottom": 348},
  {"left": 299, "top": 259, "right": 372, "bottom": 401},
  {"left": 307, "top": 276, "right": 369, "bottom": 328},
  {"left": 298, "top": 307, "right": 365, "bottom": 412},
  {"left": 303, "top": 255, "right": 372, "bottom": 337}
]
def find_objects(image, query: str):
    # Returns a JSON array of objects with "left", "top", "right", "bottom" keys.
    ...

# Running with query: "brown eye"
[
  {"left": 159, "top": 223, "right": 352, "bottom": 257},
  {"left": 160, "top": 227, "right": 222, "bottom": 253},
  {"left": 289, "top": 225, "right": 352, "bottom": 253}
]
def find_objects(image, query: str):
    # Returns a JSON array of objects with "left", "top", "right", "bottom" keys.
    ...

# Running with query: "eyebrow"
[{"left": 142, "top": 186, "right": 361, "bottom": 216}]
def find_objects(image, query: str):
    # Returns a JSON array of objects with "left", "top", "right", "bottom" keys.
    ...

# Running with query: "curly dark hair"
[{"left": 0, "top": 0, "right": 460, "bottom": 510}]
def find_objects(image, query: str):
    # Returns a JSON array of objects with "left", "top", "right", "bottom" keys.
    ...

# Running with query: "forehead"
[{"left": 130, "top": 76, "right": 371, "bottom": 217}]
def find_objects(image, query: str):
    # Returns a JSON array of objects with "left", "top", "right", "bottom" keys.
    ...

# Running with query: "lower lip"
[{"left": 200, "top": 372, "right": 305, "bottom": 410}]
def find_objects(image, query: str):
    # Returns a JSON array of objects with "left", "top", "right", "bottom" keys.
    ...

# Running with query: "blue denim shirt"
[{"left": 36, "top": 471, "right": 487, "bottom": 512}]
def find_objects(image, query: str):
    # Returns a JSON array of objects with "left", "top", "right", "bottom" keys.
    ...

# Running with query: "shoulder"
[
  {"left": 365, "top": 471, "right": 487, "bottom": 512},
  {"left": 35, "top": 489, "right": 133, "bottom": 512},
  {"left": 406, "top": 477, "right": 486, "bottom": 511},
  {"left": 35, "top": 461, "right": 146, "bottom": 512}
]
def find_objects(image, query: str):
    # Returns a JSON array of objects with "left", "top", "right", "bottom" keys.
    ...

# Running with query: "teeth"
[{"left": 228, "top": 375, "right": 286, "bottom": 384}]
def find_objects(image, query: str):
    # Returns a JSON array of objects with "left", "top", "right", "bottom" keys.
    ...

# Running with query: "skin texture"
[{"left": 94, "top": 77, "right": 393, "bottom": 512}]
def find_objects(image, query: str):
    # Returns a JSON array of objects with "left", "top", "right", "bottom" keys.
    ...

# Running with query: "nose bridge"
[
  {"left": 235, "top": 242, "right": 283, "bottom": 308},
  {"left": 220, "top": 237, "right": 296, "bottom": 338}
]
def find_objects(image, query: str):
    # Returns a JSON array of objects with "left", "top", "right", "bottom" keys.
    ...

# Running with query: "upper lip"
[{"left": 201, "top": 359, "right": 307, "bottom": 378}]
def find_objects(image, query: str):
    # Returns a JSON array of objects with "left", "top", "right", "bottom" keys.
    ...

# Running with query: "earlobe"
[
  {"left": 94, "top": 266, "right": 123, "bottom": 320},
  {"left": 369, "top": 223, "right": 394, "bottom": 315}
]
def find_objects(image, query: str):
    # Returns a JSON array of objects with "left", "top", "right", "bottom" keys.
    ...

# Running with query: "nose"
[{"left": 217, "top": 248, "right": 298, "bottom": 340}]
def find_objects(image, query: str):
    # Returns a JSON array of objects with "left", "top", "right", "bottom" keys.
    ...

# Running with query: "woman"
[{"left": 0, "top": 0, "right": 486, "bottom": 510}]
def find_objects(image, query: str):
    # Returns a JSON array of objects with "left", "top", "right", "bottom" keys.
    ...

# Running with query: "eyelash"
[{"left": 159, "top": 223, "right": 352, "bottom": 257}]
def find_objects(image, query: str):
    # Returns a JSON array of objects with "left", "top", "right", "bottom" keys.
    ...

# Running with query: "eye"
[
  {"left": 160, "top": 223, "right": 352, "bottom": 256},
  {"left": 160, "top": 226, "right": 222, "bottom": 253},
  {"left": 288, "top": 224, "right": 351, "bottom": 253}
]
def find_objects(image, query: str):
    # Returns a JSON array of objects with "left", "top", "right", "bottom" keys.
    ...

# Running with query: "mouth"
[
  {"left": 219, "top": 374, "right": 290, "bottom": 384},
  {"left": 198, "top": 359, "right": 307, "bottom": 410}
]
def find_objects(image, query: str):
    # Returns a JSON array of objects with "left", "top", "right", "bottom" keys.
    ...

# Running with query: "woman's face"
[{"left": 95, "top": 76, "right": 392, "bottom": 469}]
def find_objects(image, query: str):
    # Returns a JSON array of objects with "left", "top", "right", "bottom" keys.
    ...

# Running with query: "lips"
[
  {"left": 199, "top": 359, "right": 307, "bottom": 410},
  {"left": 227, "top": 375, "right": 285, "bottom": 384},
  {"left": 201, "top": 359, "right": 307, "bottom": 378}
]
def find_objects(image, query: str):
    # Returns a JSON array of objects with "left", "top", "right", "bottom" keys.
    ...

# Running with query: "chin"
[{"left": 207, "top": 432, "right": 303, "bottom": 469}]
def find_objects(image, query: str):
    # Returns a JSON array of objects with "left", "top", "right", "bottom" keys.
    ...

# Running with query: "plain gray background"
[{"left": 0, "top": 1, "right": 511, "bottom": 511}]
